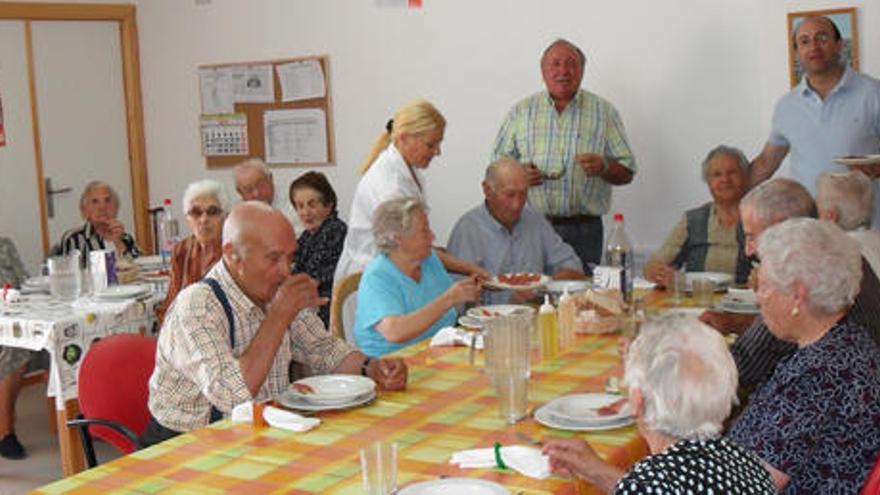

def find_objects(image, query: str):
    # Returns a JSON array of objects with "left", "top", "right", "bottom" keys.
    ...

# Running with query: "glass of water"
[{"left": 48, "top": 252, "right": 82, "bottom": 301}]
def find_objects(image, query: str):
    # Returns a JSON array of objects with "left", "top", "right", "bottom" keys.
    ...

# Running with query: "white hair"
[
  {"left": 234, "top": 157, "right": 272, "bottom": 180},
  {"left": 372, "top": 197, "right": 427, "bottom": 254},
  {"left": 221, "top": 200, "right": 275, "bottom": 258},
  {"left": 700, "top": 145, "right": 749, "bottom": 182},
  {"left": 816, "top": 171, "right": 874, "bottom": 230},
  {"left": 182, "top": 179, "right": 230, "bottom": 216},
  {"left": 758, "top": 218, "right": 861, "bottom": 314},
  {"left": 625, "top": 313, "right": 738, "bottom": 441},
  {"left": 740, "top": 178, "right": 816, "bottom": 227},
  {"left": 484, "top": 157, "right": 525, "bottom": 191}
]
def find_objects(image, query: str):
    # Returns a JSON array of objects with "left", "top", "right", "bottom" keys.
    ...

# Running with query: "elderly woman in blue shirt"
[
  {"left": 727, "top": 218, "right": 880, "bottom": 493},
  {"left": 354, "top": 197, "right": 482, "bottom": 357}
]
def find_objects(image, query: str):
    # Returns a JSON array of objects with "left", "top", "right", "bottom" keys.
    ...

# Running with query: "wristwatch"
[{"left": 361, "top": 357, "right": 372, "bottom": 377}]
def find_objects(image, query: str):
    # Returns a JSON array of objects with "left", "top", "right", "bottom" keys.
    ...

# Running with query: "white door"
[
  {"left": 0, "top": 20, "right": 132, "bottom": 273},
  {"left": 31, "top": 21, "right": 133, "bottom": 251}
]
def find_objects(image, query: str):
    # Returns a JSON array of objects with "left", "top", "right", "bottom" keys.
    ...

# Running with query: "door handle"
[{"left": 45, "top": 177, "right": 72, "bottom": 219}]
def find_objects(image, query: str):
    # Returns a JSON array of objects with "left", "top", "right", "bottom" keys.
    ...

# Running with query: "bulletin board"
[{"left": 198, "top": 55, "right": 334, "bottom": 168}]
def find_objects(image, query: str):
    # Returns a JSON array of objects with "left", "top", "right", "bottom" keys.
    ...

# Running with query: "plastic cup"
[
  {"left": 493, "top": 370, "right": 528, "bottom": 424},
  {"left": 360, "top": 441, "right": 397, "bottom": 495},
  {"left": 48, "top": 253, "right": 82, "bottom": 301},
  {"left": 693, "top": 278, "right": 716, "bottom": 307},
  {"left": 671, "top": 270, "right": 686, "bottom": 304}
]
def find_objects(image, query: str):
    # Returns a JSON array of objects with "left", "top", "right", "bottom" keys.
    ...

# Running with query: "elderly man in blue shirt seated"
[{"left": 447, "top": 158, "right": 584, "bottom": 304}]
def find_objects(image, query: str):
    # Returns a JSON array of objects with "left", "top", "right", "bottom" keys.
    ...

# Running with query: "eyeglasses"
[
  {"left": 187, "top": 206, "right": 223, "bottom": 218},
  {"left": 795, "top": 32, "right": 833, "bottom": 48}
]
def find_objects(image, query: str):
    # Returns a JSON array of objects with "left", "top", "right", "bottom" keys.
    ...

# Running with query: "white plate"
[
  {"left": 685, "top": 272, "right": 732, "bottom": 292},
  {"left": 288, "top": 374, "right": 375, "bottom": 405},
  {"left": 544, "top": 393, "right": 632, "bottom": 424},
  {"left": 833, "top": 154, "right": 880, "bottom": 166},
  {"left": 466, "top": 305, "right": 535, "bottom": 322},
  {"left": 534, "top": 404, "right": 634, "bottom": 432},
  {"left": 544, "top": 280, "right": 590, "bottom": 295},
  {"left": 398, "top": 478, "right": 510, "bottom": 495},
  {"left": 713, "top": 300, "right": 760, "bottom": 315},
  {"left": 458, "top": 315, "right": 484, "bottom": 329},
  {"left": 277, "top": 389, "right": 375, "bottom": 412},
  {"left": 484, "top": 273, "right": 549, "bottom": 291},
  {"left": 92, "top": 284, "right": 151, "bottom": 300}
]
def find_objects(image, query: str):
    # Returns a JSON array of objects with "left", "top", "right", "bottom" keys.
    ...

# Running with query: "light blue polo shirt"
[
  {"left": 354, "top": 251, "right": 456, "bottom": 357},
  {"left": 769, "top": 66, "right": 880, "bottom": 226}
]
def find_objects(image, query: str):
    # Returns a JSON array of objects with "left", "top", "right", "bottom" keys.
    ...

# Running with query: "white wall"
[{"left": 7, "top": 0, "right": 879, "bottom": 261}]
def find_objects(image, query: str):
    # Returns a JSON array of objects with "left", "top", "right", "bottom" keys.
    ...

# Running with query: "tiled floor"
[{"left": 0, "top": 382, "right": 118, "bottom": 495}]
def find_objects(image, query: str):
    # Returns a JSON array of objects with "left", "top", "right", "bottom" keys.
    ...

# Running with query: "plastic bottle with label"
[
  {"left": 159, "top": 198, "right": 179, "bottom": 268},
  {"left": 557, "top": 288, "right": 576, "bottom": 350},
  {"left": 538, "top": 295, "right": 559, "bottom": 362},
  {"left": 605, "top": 212, "right": 634, "bottom": 304}
]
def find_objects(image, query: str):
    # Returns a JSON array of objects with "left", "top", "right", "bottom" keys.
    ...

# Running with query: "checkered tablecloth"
[{"left": 34, "top": 334, "right": 648, "bottom": 494}]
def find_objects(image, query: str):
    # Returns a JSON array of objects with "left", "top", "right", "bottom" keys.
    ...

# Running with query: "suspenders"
[{"left": 201, "top": 277, "right": 235, "bottom": 422}]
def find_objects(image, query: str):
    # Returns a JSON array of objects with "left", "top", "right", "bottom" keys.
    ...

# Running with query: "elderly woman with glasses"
[
  {"left": 727, "top": 218, "right": 880, "bottom": 493},
  {"left": 542, "top": 314, "right": 775, "bottom": 493},
  {"left": 353, "top": 197, "right": 482, "bottom": 357},
  {"left": 156, "top": 179, "right": 229, "bottom": 324}
]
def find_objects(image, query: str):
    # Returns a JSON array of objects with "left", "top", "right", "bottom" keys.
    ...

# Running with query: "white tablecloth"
[{"left": 0, "top": 289, "right": 159, "bottom": 406}]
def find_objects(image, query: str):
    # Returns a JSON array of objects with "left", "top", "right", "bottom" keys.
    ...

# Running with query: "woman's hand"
[
  {"left": 367, "top": 357, "right": 408, "bottom": 390},
  {"left": 445, "top": 275, "right": 482, "bottom": 305},
  {"left": 542, "top": 438, "right": 601, "bottom": 479}
]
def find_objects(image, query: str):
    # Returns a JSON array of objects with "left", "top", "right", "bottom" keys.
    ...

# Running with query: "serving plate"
[
  {"left": 543, "top": 393, "right": 632, "bottom": 424},
  {"left": 287, "top": 374, "right": 375, "bottom": 405},
  {"left": 398, "top": 478, "right": 510, "bottom": 495},
  {"left": 466, "top": 304, "right": 534, "bottom": 322},
  {"left": 484, "top": 273, "right": 549, "bottom": 291}
]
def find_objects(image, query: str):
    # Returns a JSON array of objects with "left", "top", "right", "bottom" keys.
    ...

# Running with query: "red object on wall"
[{"left": 408, "top": 0, "right": 422, "bottom": 7}]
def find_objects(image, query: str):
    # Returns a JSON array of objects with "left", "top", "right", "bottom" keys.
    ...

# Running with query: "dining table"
[
  {"left": 31, "top": 285, "right": 733, "bottom": 494},
  {"left": 0, "top": 282, "right": 163, "bottom": 476}
]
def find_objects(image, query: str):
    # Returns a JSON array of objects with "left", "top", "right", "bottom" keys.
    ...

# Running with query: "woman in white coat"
[{"left": 335, "top": 99, "right": 486, "bottom": 283}]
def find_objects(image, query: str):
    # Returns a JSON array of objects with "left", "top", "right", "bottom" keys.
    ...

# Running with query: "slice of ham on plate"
[{"left": 485, "top": 272, "right": 550, "bottom": 291}]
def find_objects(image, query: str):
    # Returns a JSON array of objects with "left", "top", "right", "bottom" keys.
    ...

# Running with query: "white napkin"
[
  {"left": 450, "top": 445, "right": 550, "bottom": 479},
  {"left": 1, "top": 288, "right": 21, "bottom": 304},
  {"left": 430, "top": 327, "right": 484, "bottom": 349},
  {"left": 230, "top": 401, "right": 321, "bottom": 432}
]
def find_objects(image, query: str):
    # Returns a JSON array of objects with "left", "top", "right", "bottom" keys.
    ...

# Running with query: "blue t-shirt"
[{"left": 354, "top": 251, "right": 456, "bottom": 356}]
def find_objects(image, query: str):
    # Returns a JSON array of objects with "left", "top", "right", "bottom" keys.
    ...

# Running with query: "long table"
[{"left": 33, "top": 332, "right": 649, "bottom": 494}]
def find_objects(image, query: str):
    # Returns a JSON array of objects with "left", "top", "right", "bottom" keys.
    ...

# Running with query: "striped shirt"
[
  {"left": 59, "top": 222, "right": 140, "bottom": 265},
  {"left": 148, "top": 260, "right": 356, "bottom": 432},
  {"left": 731, "top": 257, "right": 880, "bottom": 390},
  {"left": 492, "top": 89, "right": 635, "bottom": 216}
]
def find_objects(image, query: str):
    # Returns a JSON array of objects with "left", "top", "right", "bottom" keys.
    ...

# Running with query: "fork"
[{"left": 515, "top": 431, "right": 542, "bottom": 446}]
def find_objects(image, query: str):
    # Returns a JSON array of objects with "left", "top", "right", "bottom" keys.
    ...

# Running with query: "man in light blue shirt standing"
[
  {"left": 750, "top": 16, "right": 880, "bottom": 227},
  {"left": 447, "top": 158, "right": 584, "bottom": 304}
]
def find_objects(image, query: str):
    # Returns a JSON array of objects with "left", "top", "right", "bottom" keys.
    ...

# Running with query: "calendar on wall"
[{"left": 200, "top": 113, "right": 248, "bottom": 156}]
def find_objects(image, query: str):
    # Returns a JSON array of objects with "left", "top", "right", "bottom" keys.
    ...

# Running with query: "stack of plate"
[
  {"left": 133, "top": 255, "right": 165, "bottom": 272},
  {"left": 398, "top": 478, "right": 510, "bottom": 494},
  {"left": 714, "top": 288, "right": 759, "bottom": 315},
  {"left": 534, "top": 393, "right": 634, "bottom": 431},
  {"left": 92, "top": 284, "right": 152, "bottom": 302},
  {"left": 21, "top": 276, "right": 50, "bottom": 294},
  {"left": 278, "top": 374, "right": 376, "bottom": 411},
  {"left": 459, "top": 304, "right": 534, "bottom": 329}
]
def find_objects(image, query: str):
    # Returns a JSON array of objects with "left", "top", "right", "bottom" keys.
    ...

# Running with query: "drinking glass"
[
  {"left": 670, "top": 270, "right": 686, "bottom": 304},
  {"left": 360, "top": 441, "right": 397, "bottom": 495},
  {"left": 484, "top": 313, "right": 531, "bottom": 423},
  {"left": 48, "top": 252, "right": 82, "bottom": 301},
  {"left": 692, "top": 278, "right": 716, "bottom": 307}
]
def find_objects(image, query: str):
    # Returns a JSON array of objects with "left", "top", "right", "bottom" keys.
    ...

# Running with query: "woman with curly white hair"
[
  {"left": 353, "top": 197, "right": 482, "bottom": 357},
  {"left": 542, "top": 314, "right": 775, "bottom": 493},
  {"left": 727, "top": 218, "right": 880, "bottom": 493}
]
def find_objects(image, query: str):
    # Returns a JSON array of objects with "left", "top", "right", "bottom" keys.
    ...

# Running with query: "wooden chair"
[{"left": 329, "top": 272, "right": 361, "bottom": 341}]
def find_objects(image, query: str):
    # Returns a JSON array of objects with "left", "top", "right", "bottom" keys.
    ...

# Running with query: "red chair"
[
  {"left": 862, "top": 452, "right": 880, "bottom": 495},
  {"left": 66, "top": 333, "right": 157, "bottom": 467}
]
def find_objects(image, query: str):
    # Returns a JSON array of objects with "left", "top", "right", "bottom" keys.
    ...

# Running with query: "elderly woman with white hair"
[
  {"left": 817, "top": 170, "right": 880, "bottom": 275},
  {"left": 542, "top": 314, "right": 775, "bottom": 493},
  {"left": 645, "top": 145, "right": 750, "bottom": 287},
  {"left": 353, "top": 197, "right": 482, "bottom": 357},
  {"left": 727, "top": 218, "right": 880, "bottom": 493},
  {"left": 156, "top": 179, "right": 229, "bottom": 323}
]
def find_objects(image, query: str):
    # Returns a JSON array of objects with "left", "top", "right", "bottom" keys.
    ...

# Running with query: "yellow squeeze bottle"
[
  {"left": 539, "top": 295, "right": 559, "bottom": 361},
  {"left": 557, "top": 288, "right": 576, "bottom": 350}
]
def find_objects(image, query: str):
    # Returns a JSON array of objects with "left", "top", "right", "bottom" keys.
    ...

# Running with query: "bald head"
[
  {"left": 223, "top": 201, "right": 292, "bottom": 259},
  {"left": 234, "top": 158, "right": 274, "bottom": 203}
]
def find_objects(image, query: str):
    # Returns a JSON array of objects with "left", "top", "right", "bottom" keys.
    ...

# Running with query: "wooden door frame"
[{"left": 0, "top": 2, "right": 151, "bottom": 255}]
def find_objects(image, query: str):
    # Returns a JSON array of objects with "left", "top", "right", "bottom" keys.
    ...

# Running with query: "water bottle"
[
  {"left": 159, "top": 198, "right": 179, "bottom": 268},
  {"left": 605, "top": 212, "right": 634, "bottom": 304}
]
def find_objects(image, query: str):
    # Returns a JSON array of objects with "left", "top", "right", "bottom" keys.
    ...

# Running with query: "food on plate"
[
  {"left": 479, "top": 308, "right": 500, "bottom": 317},
  {"left": 292, "top": 382, "right": 315, "bottom": 395},
  {"left": 596, "top": 397, "right": 628, "bottom": 416},
  {"left": 496, "top": 272, "right": 543, "bottom": 286}
]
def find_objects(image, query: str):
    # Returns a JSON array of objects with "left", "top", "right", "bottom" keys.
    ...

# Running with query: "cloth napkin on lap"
[
  {"left": 230, "top": 401, "right": 321, "bottom": 432},
  {"left": 430, "top": 327, "right": 484, "bottom": 349},
  {"left": 450, "top": 445, "right": 550, "bottom": 479}
]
